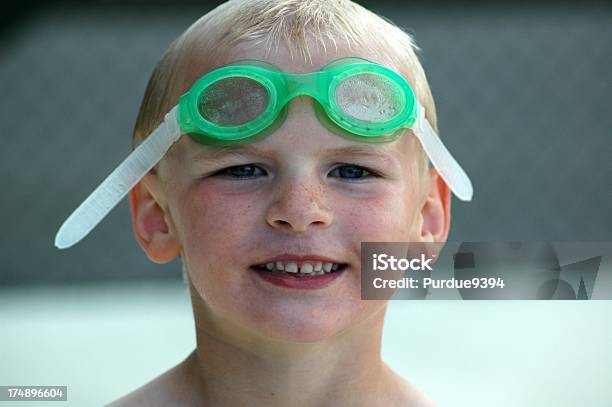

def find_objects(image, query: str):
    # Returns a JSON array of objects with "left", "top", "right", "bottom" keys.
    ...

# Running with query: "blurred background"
[{"left": 1, "top": 0, "right": 611, "bottom": 405}]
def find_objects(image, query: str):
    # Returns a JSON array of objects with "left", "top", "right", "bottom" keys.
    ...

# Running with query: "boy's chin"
[{"left": 255, "top": 304, "right": 388, "bottom": 343}]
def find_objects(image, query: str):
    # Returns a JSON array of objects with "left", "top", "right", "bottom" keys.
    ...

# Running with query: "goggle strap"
[
  {"left": 412, "top": 103, "right": 474, "bottom": 202},
  {"left": 54, "top": 106, "right": 182, "bottom": 249}
]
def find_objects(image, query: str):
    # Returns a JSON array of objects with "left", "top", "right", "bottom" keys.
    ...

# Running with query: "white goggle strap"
[
  {"left": 54, "top": 106, "right": 182, "bottom": 249},
  {"left": 411, "top": 102, "right": 474, "bottom": 201}
]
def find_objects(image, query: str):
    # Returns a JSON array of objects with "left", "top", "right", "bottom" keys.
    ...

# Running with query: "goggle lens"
[
  {"left": 334, "top": 73, "right": 403, "bottom": 123},
  {"left": 197, "top": 76, "right": 269, "bottom": 126}
]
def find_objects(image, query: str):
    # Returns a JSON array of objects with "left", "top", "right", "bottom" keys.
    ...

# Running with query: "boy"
[{"left": 56, "top": 0, "right": 473, "bottom": 405}]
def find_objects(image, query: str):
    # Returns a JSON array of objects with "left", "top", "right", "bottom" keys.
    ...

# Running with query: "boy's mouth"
[{"left": 250, "top": 260, "right": 349, "bottom": 277}]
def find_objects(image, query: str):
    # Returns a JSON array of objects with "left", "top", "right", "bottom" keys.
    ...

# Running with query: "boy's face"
[{"left": 131, "top": 39, "right": 450, "bottom": 342}]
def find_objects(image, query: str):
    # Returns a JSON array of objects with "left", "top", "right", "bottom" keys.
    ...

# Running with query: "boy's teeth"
[
  {"left": 300, "top": 263, "right": 313, "bottom": 274},
  {"left": 256, "top": 261, "right": 343, "bottom": 274},
  {"left": 285, "top": 262, "right": 298, "bottom": 273}
]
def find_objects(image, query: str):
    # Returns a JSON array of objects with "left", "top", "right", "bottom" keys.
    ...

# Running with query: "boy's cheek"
[
  {"left": 349, "top": 185, "right": 418, "bottom": 221},
  {"left": 172, "top": 182, "right": 255, "bottom": 243}
]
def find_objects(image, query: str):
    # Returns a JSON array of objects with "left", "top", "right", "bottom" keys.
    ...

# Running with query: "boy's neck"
[{"left": 184, "top": 289, "right": 396, "bottom": 406}]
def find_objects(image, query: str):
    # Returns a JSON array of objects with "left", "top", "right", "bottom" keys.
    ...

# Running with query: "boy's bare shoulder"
[
  {"left": 104, "top": 371, "right": 178, "bottom": 407},
  {"left": 396, "top": 384, "right": 439, "bottom": 407},
  {"left": 105, "top": 354, "right": 199, "bottom": 407},
  {"left": 384, "top": 366, "right": 439, "bottom": 407}
]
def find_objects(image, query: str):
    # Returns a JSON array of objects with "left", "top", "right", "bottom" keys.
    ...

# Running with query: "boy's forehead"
[{"left": 227, "top": 39, "right": 398, "bottom": 73}]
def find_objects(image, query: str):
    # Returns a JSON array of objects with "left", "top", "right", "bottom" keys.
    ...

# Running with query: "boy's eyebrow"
[
  {"left": 324, "top": 145, "right": 398, "bottom": 160},
  {"left": 191, "top": 145, "right": 272, "bottom": 163},
  {"left": 191, "top": 144, "right": 399, "bottom": 165}
]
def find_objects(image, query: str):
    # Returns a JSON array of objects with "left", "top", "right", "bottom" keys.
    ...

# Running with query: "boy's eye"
[
  {"left": 329, "top": 164, "right": 375, "bottom": 180},
  {"left": 215, "top": 164, "right": 266, "bottom": 179}
]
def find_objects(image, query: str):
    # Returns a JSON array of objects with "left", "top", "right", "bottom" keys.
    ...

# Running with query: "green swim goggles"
[
  {"left": 55, "top": 57, "right": 473, "bottom": 249},
  {"left": 180, "top": 57, "right": 417, "bottom": 145}
]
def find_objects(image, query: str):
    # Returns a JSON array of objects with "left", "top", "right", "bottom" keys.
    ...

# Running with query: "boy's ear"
[
  {"left": 417, "top": 168, "right": 451, "bottom": 243},
  {"left": 128, "top": 172, "right": 181, "bottom": 264}
]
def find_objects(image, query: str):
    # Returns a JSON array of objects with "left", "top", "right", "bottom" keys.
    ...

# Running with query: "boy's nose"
[
  {"left": 263, "top": 96, "right": 336, "bottom": 233},
  {"left": 265, "top": 179, "right": 333, "bottom": 233}
]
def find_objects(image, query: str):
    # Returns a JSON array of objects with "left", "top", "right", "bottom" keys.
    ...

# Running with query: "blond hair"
[{"left": 133, "top": 0, "right": 437, "bottom": 178}]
